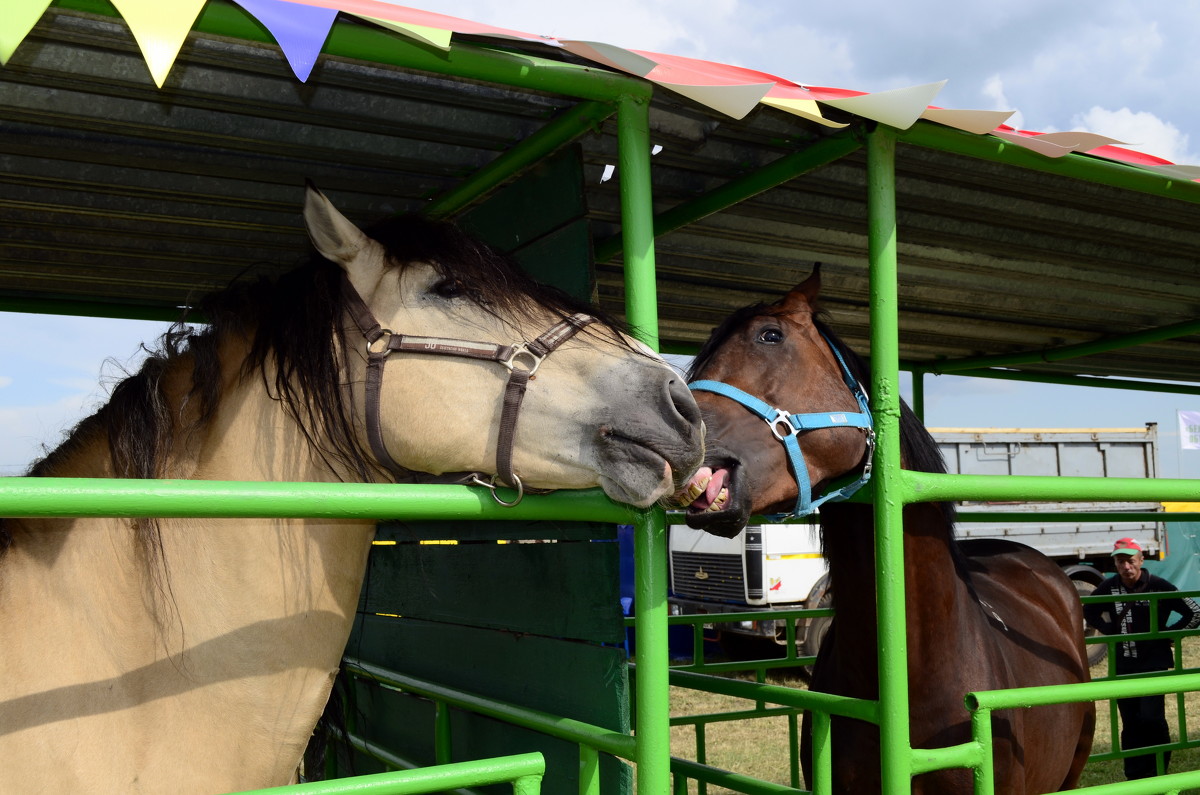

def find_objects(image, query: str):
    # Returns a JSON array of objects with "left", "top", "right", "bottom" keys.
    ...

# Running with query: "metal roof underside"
[{"left": 4, "top": 8, "right": 1200, "bottom": 386}]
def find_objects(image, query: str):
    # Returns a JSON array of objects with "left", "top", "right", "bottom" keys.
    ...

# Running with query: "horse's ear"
[
  {"left": 303, "top": 183, "right": 372, "bottom": 267},
  {"left": 781, "top": 264, "right": 821, "bottom": 309}
]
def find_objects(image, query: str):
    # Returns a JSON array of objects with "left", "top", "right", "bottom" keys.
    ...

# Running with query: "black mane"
[{"left": 1, "top": 213, "right": 628, "bottom": 558}]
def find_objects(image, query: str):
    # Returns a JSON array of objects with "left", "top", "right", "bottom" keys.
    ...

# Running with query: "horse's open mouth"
[{"left": 676, "top": 465, "right": 731, "bottom": 514}]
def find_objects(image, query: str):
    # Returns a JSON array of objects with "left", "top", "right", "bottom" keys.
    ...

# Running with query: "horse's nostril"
[{"left": 668, "top": 377, "right": 703, "bottom": 428}]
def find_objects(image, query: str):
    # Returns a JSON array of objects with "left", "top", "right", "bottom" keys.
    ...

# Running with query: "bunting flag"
[
  {"left": 110, "top": 0, "right": 208, "bottom": 87},
  {"left": 357, "top": 16, "right": 452, "bottom": 50},
  {"left": 232, "top": 0, "right": 338, "bottom": 81},
  {"left": 0, "top": 0, "right": 53, "bottom": 65}
]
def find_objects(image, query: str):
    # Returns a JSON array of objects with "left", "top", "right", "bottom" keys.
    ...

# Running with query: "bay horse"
[
  {"left": 676, "top": 269, "right": 1093, "bottom": 793},
  {"left": 0, "top": 185, "right": 704, "bottom": 794}
]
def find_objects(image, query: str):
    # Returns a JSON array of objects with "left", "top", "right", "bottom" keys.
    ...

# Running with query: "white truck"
[{"left": 668, "top": 425, "right": 1164, "bottom": 665}]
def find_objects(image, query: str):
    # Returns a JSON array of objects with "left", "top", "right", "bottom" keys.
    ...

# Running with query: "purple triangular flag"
[{"left": 232, "top": 0, "right": 337, "bottom": 82}]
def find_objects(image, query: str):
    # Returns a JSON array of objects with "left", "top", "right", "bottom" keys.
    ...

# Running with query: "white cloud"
[{"left": 1071, "top": 106, "right": 1196, "bottom": 164}]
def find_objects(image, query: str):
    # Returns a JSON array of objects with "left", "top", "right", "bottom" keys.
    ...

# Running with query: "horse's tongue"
[{"left": 693, "top": 468, "right": 728, "bottom": 511}]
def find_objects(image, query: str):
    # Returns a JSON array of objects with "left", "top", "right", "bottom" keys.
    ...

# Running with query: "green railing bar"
[
  {"left": 965, "top": 672, "right": 1200, "bottom": 711},
  {"left": 905, "top": 471, "right": 1200, "bottom": 505},
  {"left": 0, "top": 477, "right": 641, "bottom": 523},
  {"left": 906, "top": 364, "right": 1200, "bottom": 396},
  {"left": 233, "top": 752, "right": 545, "bottom": 795},
  {"left": 970, "top": 708, "right": 994, "bottom": 795},
  {"left": 866, "top": 125, "right": 913, "bottom": 791},
  {"left": 670, "top": 705, "right": 803, "bottom": 728},
  {"left": 52, "top": 0, "right": 651, "bottom": 104},
  {"left": 617, "top": 94, "right": 661, "bottom": 350},
  {"left": 594, "top": 130, "right": 864, "bottom": 263},
  {"left": 424, "top": 100, "right": 615, "bottom": 218},
  {"left": 329, "top": 728, "right": 477, "bottom": 795},
  {"left": 578, "top": 744, "right": 600, "bottom": 795},
  {"left": 433, "top": 703, "right": 452, "bottom": 766},
  {"left": 667, "top": 757, "right": 806, "bottom": 795},
  {"left": 668, "top": 669, "right": 880, "bottom": 724},
  {"left": 909, "top": 741, "right": 986, "bottom": 776},
  {"left": 342, "top": 658, "right": 638, "bottom": 760},
  {"left": 0, "top": 296, "right": 185, "bottom": 323},
  {"left": 632, "top": 507, "right": 672, "bottom": 794},
  {"left": 898, "top": 120, "right": 1200, "bottom": 205},
  {"left": 923, "top": 319, "right": 1200, "bottom": 375}
]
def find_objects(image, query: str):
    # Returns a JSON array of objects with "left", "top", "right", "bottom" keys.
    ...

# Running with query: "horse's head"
[
  {"left": 302, "top": 186, "right": 704, "bottom": 507},
  {"left": 676, "top": 268, "right": 871, "bottom": 535}
]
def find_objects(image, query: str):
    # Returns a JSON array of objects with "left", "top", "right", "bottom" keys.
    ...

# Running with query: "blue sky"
[{"left": 4, "top": 0, "right": 1200, "bottom": 477}]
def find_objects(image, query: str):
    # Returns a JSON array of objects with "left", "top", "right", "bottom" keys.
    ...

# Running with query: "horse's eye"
[
  {"left": 757, "top": 327, "right": 784, "bottom": 344},
  {"left": 432, "top": 278, "right": 465, "bottom": 299}
]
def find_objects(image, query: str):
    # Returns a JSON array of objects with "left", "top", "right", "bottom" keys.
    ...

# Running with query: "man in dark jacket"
[{"left": 1083, "top": 537, "right": 1200, "bottom": 780}]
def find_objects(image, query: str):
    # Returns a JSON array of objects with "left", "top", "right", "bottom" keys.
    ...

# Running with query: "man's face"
[{"left": 1115, "top": 552, "right": 1144, "bottom": 588}]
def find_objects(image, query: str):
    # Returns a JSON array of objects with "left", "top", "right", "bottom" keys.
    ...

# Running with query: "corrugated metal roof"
[{"left": 3, "top": 3, "right": 1200, "bottom": 386}]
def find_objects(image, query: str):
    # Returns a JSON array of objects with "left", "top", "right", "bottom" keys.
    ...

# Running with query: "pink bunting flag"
[{"left": 232, "top": 0, "right": 338, "bottom": 82}]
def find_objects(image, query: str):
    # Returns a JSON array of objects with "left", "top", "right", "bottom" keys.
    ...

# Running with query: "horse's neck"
[
  {"left": 820, "top": 501, "right": 971, "bottom": 689},
  {"left": 1, "top": 339, "right": 377, "bottom": 790}
]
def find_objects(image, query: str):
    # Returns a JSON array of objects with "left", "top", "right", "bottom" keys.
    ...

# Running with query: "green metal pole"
[
  {"left": 434, "top": 702, "right": 452, "bottom": 765},
  {"left": 616, "top": 94, "right": 660, "bottom": 350},
  {"left": 906, "top": 471, "right": 1200, "bottom": 504},
  {"left": 865, "top": 125, "right": 913, "bottom": 792},
  {"left": 633, "top": 507, "right": 671, "bottom": 795},
  {"left": 594, "top": 131, "right": 864, "bottom": 263},
  {"left": 424, "top": 100, "right": 616, "bottom": 218},
  {"left": 910, "top": 368, "right": 925, "bottom": 422},
  {"left": 912, "top": 365, "right": 1200, "bottom": 397},
  {"left": 577, "top": 744, "right": 600, "bottom": 795}
]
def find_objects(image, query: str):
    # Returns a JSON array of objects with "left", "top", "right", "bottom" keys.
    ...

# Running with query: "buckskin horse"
[
  {"left": 676, "top": 268, "right": 1093, "bottom": 793},
  {"left": 0, "top": 186, "right": 704, "bottom": 793}
]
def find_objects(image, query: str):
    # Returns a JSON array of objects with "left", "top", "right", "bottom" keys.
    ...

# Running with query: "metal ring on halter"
[
  {"left": 367, "top": 329, "right": 394, "bottom": 356},
  {"left": 470, "top": 472, "right": 525, "bottom": 507},
  {"left": 768, "top": 409, "right": 797, "bottom": 441},
  {"left": 501, "top": 343, "right": 544, "bottom": 376}
]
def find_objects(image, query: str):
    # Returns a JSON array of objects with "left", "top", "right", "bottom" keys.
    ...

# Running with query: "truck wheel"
[{"left": 1073, "top": 578, "right": 1107, "bottom": 667}]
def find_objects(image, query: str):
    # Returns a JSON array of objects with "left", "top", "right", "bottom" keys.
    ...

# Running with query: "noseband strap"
[
  {"left": 340, "top": 275, "right": 595, "bottom": 504},
  {"left": 688, "top": 333, "right": 875, "bottom": 518}
]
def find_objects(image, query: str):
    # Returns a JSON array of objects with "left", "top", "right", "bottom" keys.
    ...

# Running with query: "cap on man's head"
[{"left": 1112, "top": 537, "right": 1143, "bottom": 556}]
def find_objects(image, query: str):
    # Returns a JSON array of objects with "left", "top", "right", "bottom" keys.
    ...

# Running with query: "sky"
[{"left": 3, "top": 0, "right": 1200, "bottom": 476}]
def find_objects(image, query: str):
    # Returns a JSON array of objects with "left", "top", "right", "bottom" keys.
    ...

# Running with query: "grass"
[{"left": 668, "top": 637, "right": 1200, "bottom": 793}]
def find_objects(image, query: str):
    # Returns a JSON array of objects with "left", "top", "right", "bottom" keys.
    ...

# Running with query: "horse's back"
[{"left": 959, "top": 537, "right": 1094, "bottom": 792}]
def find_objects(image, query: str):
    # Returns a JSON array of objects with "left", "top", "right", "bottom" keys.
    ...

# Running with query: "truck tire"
[{"left": 1072, "top": 577, "right": 1108, "bottom": 667}]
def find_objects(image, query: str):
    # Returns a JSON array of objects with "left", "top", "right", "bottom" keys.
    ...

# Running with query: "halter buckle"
[
  {"left": 366, "top": 329, "right": 394, "bottom": 357},
  {"left": 768, "top": 409, "right": 798, "bottom": 441},
  {"left": 502, "top": 343, "right": 544, "bottom": 376}
]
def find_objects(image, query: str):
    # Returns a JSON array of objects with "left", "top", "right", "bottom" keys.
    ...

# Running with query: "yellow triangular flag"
[
  {"left": 356, "top": 16, "right": 452, "bottom": 51},
  {"left": 0, "top": 0, "right": 53, "bottom": 65},
  {"left": 761, "top": 97, "right": 848, "bottom": 129},
  {"left": 110, "top": 0, "right": 207, "bottom": 87}
]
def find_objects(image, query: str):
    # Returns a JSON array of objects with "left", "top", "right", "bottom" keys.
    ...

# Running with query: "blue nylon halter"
[{"left": 689, "top": 333, "right": 875, "bottom": 518}]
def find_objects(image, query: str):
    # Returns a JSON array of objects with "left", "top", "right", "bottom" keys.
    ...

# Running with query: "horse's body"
[
  {"left": 0, "top": 187, "right": 704, "bottom": 793},
  {"left": 677, "top": 271, "right": 1093, "bottom": 793}
]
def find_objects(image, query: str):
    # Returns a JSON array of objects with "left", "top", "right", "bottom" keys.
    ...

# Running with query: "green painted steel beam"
[
  {"left": 424, "top": 101, "right": 616, "bottom": 219},
  {"left": 865, "top": 126, "right": 914, "bottom": 791},
  {"left": 957, "top": 511, "right": 1197, "bottom": 524},
  {"left": 616, "top": 95, "right": 661, "bottom": 350},
  {"left": 51, "top": 0, "right": 651, "bottom": 104},
  {"left": 898, "top": 121, "right": 1200, "bottom": 205},
  {"left": 906, "top": 365, "right": 1200, "bottom": 396},
  {"left": 236, "top": 752, "right": 546, "bottom": 795},
  {"left": 594, "top": 131, "right": 864, "bottom": 263},
  {"left": 0, "top": 296, "right": 186, "bottom": 323},
  {"left": 0, "top": 477, "right": 642, "bottom": 523},
  {"left": 923, "top": 319, "right": 1200, "bottom": 375},
  {"left": 966, "top": 672, "right": 1200, "bottom": 712},
  {"left": 667, "top": 669, "right": 880, "bottom": 724},
  {"left": 632, "top": 507, "right": 672, "bottom": 795},
  {"left": 343, "top": 658, "right": 638, "bottom": 760},
  {"left": 906, "top": 471, "right": 1200, "bottom": 505},
  {"left": 909, "top": 742, "right": 985, "bottom": 776}
]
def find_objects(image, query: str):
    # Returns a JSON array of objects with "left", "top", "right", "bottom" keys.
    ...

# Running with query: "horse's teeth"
[
  {"left": 706, "top": 487, "right": 729, "bottom": 512},
  {"left": 681, "top": 474, "right": 710, "bottom": 505}
]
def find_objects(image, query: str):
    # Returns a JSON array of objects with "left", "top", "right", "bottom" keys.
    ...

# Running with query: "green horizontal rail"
[
  {"left": 342, "top": 658, "right": 638, "bottom": 760},
  {"left": 955, "top": 511, "right": 1179, "bottom": 523},
  {"left": 234, "top": 752, "right": 545, "bottom": 795},
  {"left": 668, "top": 668, "right": 879, "bottom": 724},
  {"left": 907, "top": 365, "right": 1200, "bottom": 396},
  {"left": 669, "top": 757, "right": 802, "bottom": 795},
  {"left": 905, "top": 471, "right": 1200, "bottom": 505},
  {"left": 0, "top": 477, "right": 641, "bottom": 523},
  {"left": 51, "top": 0, "right": 652, "bottom": 104},
  {"left": 898, "top": 121, "right": 1200, "bottom": 205},
  {"left": 966, "top": 672, "right": 1200, "bottom": 712},
  {"left": 924, "top": 319, "right": 1200, "bottom": 375}
]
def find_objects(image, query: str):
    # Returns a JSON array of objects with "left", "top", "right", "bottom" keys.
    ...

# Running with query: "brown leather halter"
[{"left": 340, "top": 274, "right": 595, "bottom": 506}]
